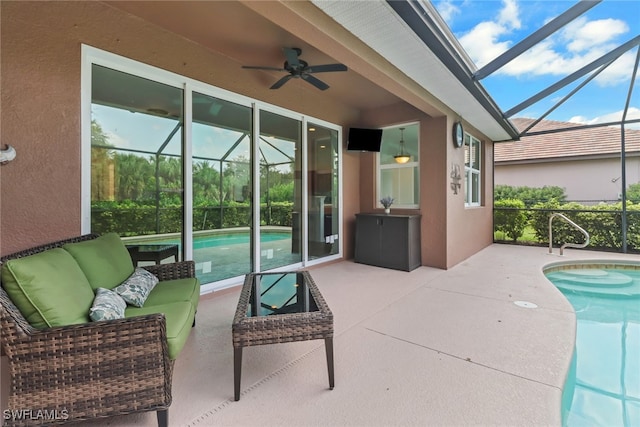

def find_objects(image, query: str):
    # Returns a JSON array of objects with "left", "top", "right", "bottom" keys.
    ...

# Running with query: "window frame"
[
  {"left": 464, "top": 132, "right": 482, "bottom": 207},
  {"left": 376, "top": 122, "right": 420, "bottom": 209}
]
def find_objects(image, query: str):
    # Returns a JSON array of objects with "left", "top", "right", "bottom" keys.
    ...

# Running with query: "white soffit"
[{"left": 313, "top": 0, "right": 512, "bottom": 141}]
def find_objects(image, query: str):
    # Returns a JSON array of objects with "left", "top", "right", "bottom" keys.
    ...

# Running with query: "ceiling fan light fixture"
[
  {"left": 394, "top": 127, "right": 410, "bottom": 164},
  {"left": 242, "top": 47, "right": 347, "bottom": 91}
]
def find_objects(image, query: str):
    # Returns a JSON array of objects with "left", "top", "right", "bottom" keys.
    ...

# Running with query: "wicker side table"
[{"left": 232, "top": 271, "right": 334, "bottom": 401}]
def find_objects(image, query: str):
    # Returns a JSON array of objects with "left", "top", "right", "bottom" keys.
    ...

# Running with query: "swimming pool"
[
  {"left": 545, "top": 263, "right": 640, "bottom": 426},
  {"left": 125, "top": 229, "right": 298, "bottom": 284},
  {"left": 138, "top": 230, "right": 291, "bottom": 249}
]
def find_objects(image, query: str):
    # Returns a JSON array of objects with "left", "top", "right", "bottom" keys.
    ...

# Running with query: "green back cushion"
[
  {"left": 63, "top": 233, "right": 134, "bottom": 290},
  {"left": 1, "top": 248, "right": 96, "bottom": 328}
]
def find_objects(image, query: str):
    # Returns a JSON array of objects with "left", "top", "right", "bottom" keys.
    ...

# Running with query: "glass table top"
[{"left": 246, "top": 272, "right": 319, "bottom": 317}]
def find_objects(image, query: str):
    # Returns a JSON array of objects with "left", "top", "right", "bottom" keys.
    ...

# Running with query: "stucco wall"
[
  {"left": 495, "top": 157, "right": 640, "bottom": 203},
  {"left": 445, "top": 119, "right": 495, "bottom": 268},
  {"left": 1, "top": 1, "right": 361, "bottom": 255},
  {"left": 357, "top": 103, "right": 449, "bottom": 268},
  {"left": 355, "top": 109, "right": 495, "bottom": 269}
]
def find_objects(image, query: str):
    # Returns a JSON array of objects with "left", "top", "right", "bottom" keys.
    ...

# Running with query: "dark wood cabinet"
[{"left": 354, "top": 213, "right": 421, "bottom": 271}]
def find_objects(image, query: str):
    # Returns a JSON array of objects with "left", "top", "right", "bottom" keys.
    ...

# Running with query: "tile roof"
[{"left": 494, "top": 118, "right": 640, "bottom": 163}]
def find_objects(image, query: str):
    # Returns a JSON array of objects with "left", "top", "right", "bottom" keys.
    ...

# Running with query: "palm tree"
[
  {"left": 91, "top": 119, "right": 116, "bottom": 201},
  {"left": 193, "top": 161, "right": 221, "bottom": 204},
  {"left": 115, "top": 154, "right": 154, "bottom": 201}
]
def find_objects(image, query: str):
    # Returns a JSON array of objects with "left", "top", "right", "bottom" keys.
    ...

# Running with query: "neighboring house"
[{"left": 495, "top": 118, "right": 640, "bottom": 204}]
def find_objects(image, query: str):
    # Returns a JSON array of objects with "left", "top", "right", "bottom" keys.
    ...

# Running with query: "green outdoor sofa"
[{"left": 0, "top": 233, "right": 200, "bottom": 426}]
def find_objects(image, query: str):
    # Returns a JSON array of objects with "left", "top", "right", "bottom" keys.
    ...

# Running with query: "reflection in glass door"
[
  {"left": 191, "top": 93, "right": 252, "bottom": 284},
  {"left": 90, "top": 64, "right": 184, "bottom": 253},
  {"left": 259, "top": 110, "right": 303, "bottom": 270},
  {"left": 87, "top": 51, "right": 343, "bottom": 290},
  {"left": 307, "top": 123, "right": 339, "bottom": 259}
]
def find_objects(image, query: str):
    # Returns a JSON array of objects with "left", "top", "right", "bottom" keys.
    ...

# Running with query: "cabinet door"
[
  {"left": 379, "top": 216, "right": 409, "bottom": 270},
  {"left": 355, "top": 215, "right": 381, "bottom": 266}
]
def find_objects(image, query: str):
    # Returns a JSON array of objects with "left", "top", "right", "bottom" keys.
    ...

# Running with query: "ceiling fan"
[{"left": 242, "top": 47, "right": 347, "bottom": 91}]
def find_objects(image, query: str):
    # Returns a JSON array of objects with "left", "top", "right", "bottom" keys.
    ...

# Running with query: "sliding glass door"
[
  {"left": 307, "top": 123, "right": 339, "bottom": 260},
  {"left": 86, "top": 48, "right": 341, "bottom": 289},
  {"left": 90, "top": 64, "right": 184, "bottom": 247},
  {"left": 191, "top": 93, "right": 253, "bottom": 283},
  {"left": 258, "top": 110, "right": 303, "bottom": 270}
]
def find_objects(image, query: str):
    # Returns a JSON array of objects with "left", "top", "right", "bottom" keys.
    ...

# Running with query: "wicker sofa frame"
[{"left": 0, "top": 234, "right": 196, "bottom": 426}]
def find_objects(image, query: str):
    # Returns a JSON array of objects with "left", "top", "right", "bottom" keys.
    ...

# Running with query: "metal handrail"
[{"left": 548, "top": 213, "right": 590, "bottom": 255}]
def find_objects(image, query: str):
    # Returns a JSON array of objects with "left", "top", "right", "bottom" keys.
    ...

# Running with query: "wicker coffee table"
[{"left": 232, "top": 271, "right": 334, "bottom": 401}]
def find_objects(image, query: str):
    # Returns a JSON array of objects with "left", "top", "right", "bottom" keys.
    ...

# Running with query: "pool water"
[
  {"left": 128, "top": 231, "right": 298, "bottom": 284},
  {"left": 545, "top": 268, "right": 640, "bottom": 426},
  {"left": 149, "top": 231, "right": 291, "bottom": 249}
]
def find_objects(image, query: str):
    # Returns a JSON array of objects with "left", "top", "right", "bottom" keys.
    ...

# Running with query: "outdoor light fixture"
[{"left": 394, "top": 127, "right": 410, "bottom": 164}]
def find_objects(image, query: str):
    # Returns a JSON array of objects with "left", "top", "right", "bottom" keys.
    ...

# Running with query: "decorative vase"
[{"left": 384, "top": 208, "right": 390, "bottom": 214}]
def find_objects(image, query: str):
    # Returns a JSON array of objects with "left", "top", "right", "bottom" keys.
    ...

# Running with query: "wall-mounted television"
[{"left": 347, "top": 127, "right": 383, "bottom": 152}]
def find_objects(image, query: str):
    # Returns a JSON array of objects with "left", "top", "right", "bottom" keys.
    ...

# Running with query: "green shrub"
[
  {"left": 495, "top": 185, "right": 566, "bottom": 207},
  {"left": 627, "top": 183, "right": 640, "bottom": 203},
  {"left": 494, "top": 199, "right": 527, "bottom": 241},
  {"left": 529, "top": 200, "right": 640, "bottom": 251}
]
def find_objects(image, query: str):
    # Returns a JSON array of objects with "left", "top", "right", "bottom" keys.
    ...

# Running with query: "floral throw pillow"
[
  {"left": 89, "top": 287, "right": 127, "bottom": 322},
  {"left": 114, "top": 268, "right": 159, "bottom": 308}
]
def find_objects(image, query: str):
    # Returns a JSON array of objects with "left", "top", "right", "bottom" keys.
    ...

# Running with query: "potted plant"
[{"left": 380, "top": 196, "right": 394, "bottom": 214}]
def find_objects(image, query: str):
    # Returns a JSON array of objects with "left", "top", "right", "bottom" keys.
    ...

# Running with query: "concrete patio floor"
[{"left": 4, "top": 244, "right": 639, "bottom": 426}]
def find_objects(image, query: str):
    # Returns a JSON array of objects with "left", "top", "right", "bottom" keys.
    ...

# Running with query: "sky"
[{"left": 431, "top": 0, "right": 640, "bottom": 128}]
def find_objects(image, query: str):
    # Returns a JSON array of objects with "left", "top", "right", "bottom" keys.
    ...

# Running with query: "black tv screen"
[{"left": 347, "top": 127, "right": 383, "bottom": 152}]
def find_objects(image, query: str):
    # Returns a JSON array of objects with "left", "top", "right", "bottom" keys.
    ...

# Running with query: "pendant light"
[{"left": 394, "top": 127, "right": 410, "bottom": 164}]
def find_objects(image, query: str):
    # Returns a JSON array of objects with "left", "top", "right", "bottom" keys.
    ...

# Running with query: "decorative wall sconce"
[
  {"left": 394, "top": 127, "right": 411, "bottom": 164},
  {"left": 0, "top": 145, "right": 16, "bottom": 165},
  {"left": 450, "top": 163, "right": 461, "bottom": 194}
]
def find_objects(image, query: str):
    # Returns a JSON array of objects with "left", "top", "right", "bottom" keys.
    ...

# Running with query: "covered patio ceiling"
[
  {"left": 104, "top": 0, "right": 640, "bottom": 144},
  {"left": 103, "top": 0, "right": 518, "bottom": 141}
]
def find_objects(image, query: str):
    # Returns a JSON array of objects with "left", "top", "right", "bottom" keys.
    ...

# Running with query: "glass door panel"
[
  {"left": 307, "top": 123, "right": 339, "bottom": 259},
  {"left": 259, "top": 110, "right": 302, "bottom": 270},
  {"left": 90, "top": 64, "right": 184, "bottom": 254},
  {"left": 192, "top": 93, "right": 252, "bottom": 283}
]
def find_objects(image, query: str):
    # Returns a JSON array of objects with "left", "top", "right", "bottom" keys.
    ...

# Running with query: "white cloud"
[
  {"left": 459, "top": 21, "right": 514, "bottom": 68},
  {"left": 595, "top": 51, "right": 639, "bottom": 87},
  {"left": 106, "top": 132, "right": 130, "bottom": 149},
  {"left": 498, "top": 0, "right": 521, "bottom": 30},
  {"left": 457, "top": 1, "right": 634, "bottom": 86},
  {"left": 562, "top": 17, "right": 628, "bottom": 53},
  {"left": 434, "top": 0, "right": 460, "bottom": 24},
  {"left": 569, "top": 107, "right": 640, "bottom": 129}
]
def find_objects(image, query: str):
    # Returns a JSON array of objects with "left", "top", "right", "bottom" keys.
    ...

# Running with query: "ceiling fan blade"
[
  {"left": 283, "top": 47, "right": 301, "bottom": 68},
  {"left": 242, "top": 65, "right": 286, "bottom": 72},
  {"left": 305, "top": 64, "right": 348, "bottom": 73},
  {"left": 270, "top": 74, "right": 293, "bottom": 89},
  {"left": 302, "top": 74, "right": 329, "bottom": 91}
]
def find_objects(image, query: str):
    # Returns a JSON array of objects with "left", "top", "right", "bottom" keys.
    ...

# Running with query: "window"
[
  {"left": 377, "top": 123, "right": 419, "bottom": 208},
  {"left": 464, "top": 133, "right": 481, "bottom": 206}
]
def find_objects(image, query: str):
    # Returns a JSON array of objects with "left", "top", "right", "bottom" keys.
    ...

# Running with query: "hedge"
[
  {"left": 91, "top": 201, "right": 294, "bottom": 236},
  {"left": 526, "top": 200, "right": 640, "bottom": 251}
]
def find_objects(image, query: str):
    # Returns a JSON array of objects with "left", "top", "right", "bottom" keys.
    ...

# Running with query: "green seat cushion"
[
  {"left": 1, "top": 248, "right": 95, "bottom": 328},
  {"left": 143, "top": 278, "right": 200, "bottom": 309},
  {"left": 125, "top": 302, "right": 195, "bottom": 360},
  {"left": 63, "top": 233, "right": 134, "bottom": 290}
]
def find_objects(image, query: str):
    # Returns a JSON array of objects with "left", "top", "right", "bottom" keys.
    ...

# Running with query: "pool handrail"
[{"left": 548, "top": 213, "right": 590, "bottom": 255}]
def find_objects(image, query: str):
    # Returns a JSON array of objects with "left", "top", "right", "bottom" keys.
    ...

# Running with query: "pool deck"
[{"left": 2, "top": 244, "right": 638, "bottom": 426}]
